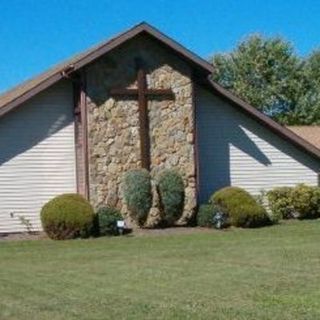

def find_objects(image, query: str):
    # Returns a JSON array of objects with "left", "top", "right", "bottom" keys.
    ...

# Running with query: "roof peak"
[{"left": 0, "top": 21, "right": 214, "bottom": 117}]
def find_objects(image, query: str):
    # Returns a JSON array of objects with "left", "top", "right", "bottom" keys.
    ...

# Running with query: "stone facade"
[{"left": 86, "top": 35, "right": 196, "bottom": 225}]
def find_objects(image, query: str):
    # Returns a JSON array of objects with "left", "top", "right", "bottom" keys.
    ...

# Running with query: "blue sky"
[{"left": 0, "top": 0, "right": 319, "bottom": 93}]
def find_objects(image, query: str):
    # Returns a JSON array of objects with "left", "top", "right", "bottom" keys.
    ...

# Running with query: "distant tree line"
[{"left": 211, "top": 35, "right": 320, "bottom": 125}]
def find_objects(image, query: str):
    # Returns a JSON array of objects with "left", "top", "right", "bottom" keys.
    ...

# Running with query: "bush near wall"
[
  {"left": 123, "top": 169, "right": 152, "bottom": 226},
  {"left": 197, "top": 204, "right": 229, "bottom": 228},
  {"left": 267, "top": 184, "right": 320, "bottom": 220},
  {"left": 41, "top": 193, "right": 95, "bottom": 240},
  {"left": 157, "top": 170, "right": 185, "bottom": 226},
  {"left": 96, "top": 207, "right": 122, "bottom": 236},
  {"left": 197, "top": 205, "right": 214, "bottom": 227},
  {"left": 267, "top": 187, "right": 295, "bottom": 220},
  {"left": 210, "top": 187, "right": 271, "bottom": 228},
  {"left": 254, "top": 190, "right": 280, "bottom": 224},
  {"left": 290, "top": 184, "right": 320, "bottom": 219}
]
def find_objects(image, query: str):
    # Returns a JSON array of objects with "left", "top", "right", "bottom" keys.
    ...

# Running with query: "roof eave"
[
  {"left": 205, "top": 78, "right": 320, "bottom": 161},
  {"left": 0, "top": 72, "right": 62, "bottom": 117}
]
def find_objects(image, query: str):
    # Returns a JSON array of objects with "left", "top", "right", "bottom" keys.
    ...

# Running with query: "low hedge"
[
  {"left": 157, "top": 170, "right": 185, "bottom": 226},
  {"left": 41, "top": 193, "right": 95, "bottom": 240},
  {"left": 96, "top": 206, "right": 122, "bottom": 236},
  {"left": 267, "top": 187, "right": 294, "bottom": 220},
  {"left": 267, "top": 184, "right": 320, "bottom": 220},
  {"left": 291, "top": 184, "right": 320, "bottom": 219},
  {"left": 210, "top": 187, "right": 270, "bottom": 228},
  {"left": 123, "top": 169, "right": 152, "bottom": 226}
]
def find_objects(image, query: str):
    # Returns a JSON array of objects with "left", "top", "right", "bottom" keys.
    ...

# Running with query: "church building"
[{"left": 0, "top": 23, "right": 319, "bottom": 232}]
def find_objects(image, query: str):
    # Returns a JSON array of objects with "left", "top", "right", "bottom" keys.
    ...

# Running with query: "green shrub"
[
  {"left": 123, "top": 169, "right": 152, "bottom": 226},
  {"left": 211, "top": 187, "right": 271, "bottom": 228},
  {"left": 41, "top": 193, "right": 95, "bottom": 240},
  {"left": 291, "top": 184, "right": 320, "bottom": 219},
  {"left": 197, "top": 204, "right": 229, "bottom": 228},
  {"left": 197, "top": 205, "right": 214, "bottom": 227},
  {"left": 96, "top": 207, "right": 122, "bottom": 236},
  {"left": 255, "top": 190, "right": 280, "bottom": 224},
  {"left": 267, "top": 210, "right": 281, "bottom": 225},
  {"left": 157, "top": 170, "right": 185, "bottom": 226},
  {"left": 267, "top": 184, "right": 320, "bottom": 220},
  {"left": 233, "top": 202, "right": 271, "bottom": 228},
  {"left": 267, "top": 187, "right": 294, "bottom": 220}
]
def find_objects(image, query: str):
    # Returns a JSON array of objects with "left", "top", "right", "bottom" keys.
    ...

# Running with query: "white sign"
[{"left": 117, "top": 220, "right": 125, "bottom": 228}]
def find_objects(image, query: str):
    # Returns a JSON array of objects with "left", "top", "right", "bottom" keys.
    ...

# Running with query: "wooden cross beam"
[{"left": 110, "top": 59, "right": 175, "bottom": 170}]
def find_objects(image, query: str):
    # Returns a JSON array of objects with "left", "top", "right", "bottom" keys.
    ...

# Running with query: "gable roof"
[
  {"left": 0, "top": 22, "right": 320, "bottom": 162},
  {"left": 287, "top": 126, "right": 320, "bottom": 150},
  {"left": 0, "top": 22, "right": 213, "bottom": 118}
]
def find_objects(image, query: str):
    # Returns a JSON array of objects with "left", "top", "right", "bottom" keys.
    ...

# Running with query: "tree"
[
  {"left": 292, "top": 51, "right": 320, "bottom": 125},
  {"left": 212, "top": 35, "right": 308, "bottom": 125}
]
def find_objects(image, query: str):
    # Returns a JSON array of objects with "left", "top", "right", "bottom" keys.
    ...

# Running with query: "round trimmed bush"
[
  {"left": 123, "top": 169, "right": 152, "bottom": 226},
  {"left": 97, "top": 206, "right": 122, "bottom": 236},
  {"left": 157, "top": 170, "right": 185, "bottom": 226},
  {"left": 210, "top": 187, "right": 270, "bottom": 228},
  {"left": 41, "top": 193, "right": 95, "bottom": 240}
]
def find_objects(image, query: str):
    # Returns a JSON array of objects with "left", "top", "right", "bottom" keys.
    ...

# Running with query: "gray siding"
[
  {"left": 0, "top": 81, "right": 76, "bottom": 233},
  {"left": 196, "top": 86, "right": 320, "bottom": 203}
]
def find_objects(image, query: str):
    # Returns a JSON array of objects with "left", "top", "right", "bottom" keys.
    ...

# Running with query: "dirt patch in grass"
[
  {"left": 0, "top": 232, "right": 47, "bottom": 241},
  {"left": 0, "top": 227, "right": 223, "bottom": 241},
  {"left": 132, "top": 226, "right": 221, "bottom": 236}
]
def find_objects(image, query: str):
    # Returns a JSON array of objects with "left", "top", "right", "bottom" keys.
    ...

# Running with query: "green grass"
[{"left": 1, "top": 221, "right": 320, "bottom": 320}]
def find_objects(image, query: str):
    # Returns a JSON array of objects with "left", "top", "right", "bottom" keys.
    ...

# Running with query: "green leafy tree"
[
  {"left": 212, "top": 35, "right": 307, "bottom": 124},
  {"left": 292, "top": 51, "right": 320, "bottom": 125}
]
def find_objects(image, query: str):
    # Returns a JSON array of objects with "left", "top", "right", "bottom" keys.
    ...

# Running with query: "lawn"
[{"left": 1, "top": 221, "right": 320, "bottom": 320}]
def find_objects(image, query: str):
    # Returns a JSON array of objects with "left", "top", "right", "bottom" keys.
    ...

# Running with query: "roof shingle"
[{"left": 287, "top": 126, "right": 320, "bottom": 150}]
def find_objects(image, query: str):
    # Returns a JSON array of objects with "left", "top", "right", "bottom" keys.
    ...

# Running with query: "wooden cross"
[{"left": 110, "top": 59, "right": 174, "bottom": 170}]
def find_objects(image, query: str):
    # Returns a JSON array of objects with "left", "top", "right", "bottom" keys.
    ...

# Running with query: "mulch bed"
[
  {"left": 0, "top": 227, "right": 223, "bottom": 241},
  {"left": 133, "top": 226, "right": 218, "bottom": 236}
]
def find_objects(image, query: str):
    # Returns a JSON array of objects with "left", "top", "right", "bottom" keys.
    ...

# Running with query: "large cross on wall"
[{"left": 110, "top": 58, "right": 175, "bottom": 170}]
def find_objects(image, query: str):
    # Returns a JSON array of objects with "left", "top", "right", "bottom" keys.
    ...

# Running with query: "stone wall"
[{"left": 85, "top": 34, "right": 196, "bottom": 225}]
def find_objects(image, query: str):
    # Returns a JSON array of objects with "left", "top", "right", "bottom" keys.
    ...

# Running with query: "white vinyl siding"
[
  {"left": 0, "top": 81, "right": 76, "bottom": 233},
  {"left": 196, "top": 86, "right": 320, "bottom": 203}
]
